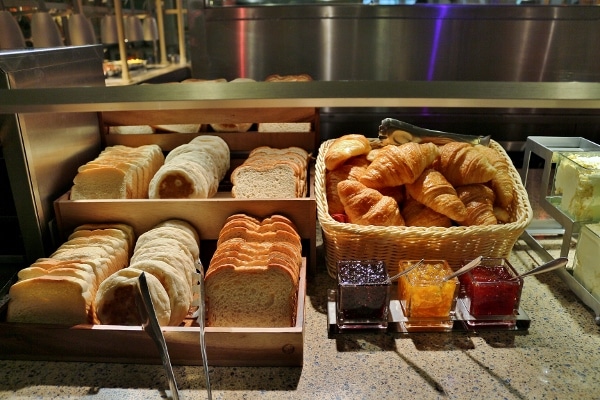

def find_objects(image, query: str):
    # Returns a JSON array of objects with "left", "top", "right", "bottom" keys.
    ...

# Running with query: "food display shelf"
[{"left": 519, "top": 136, "right": 600, "bottom": 325}]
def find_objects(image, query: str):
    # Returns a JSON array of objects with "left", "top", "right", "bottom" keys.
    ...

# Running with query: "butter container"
[
  {"left": 397, "top": 260, "right": 458, "bottom": 331},
  {"left": 458, "top": 257, "right": 523, "bottom": 328},
  {"left": 553, "top": 151, "right": 600, "bottom": 222},
  {"left": 336, "top": 260, "right": 391, "bottom": 329},
  {"left": 573, "top": 223, "right": 600, "bottom": 302}
]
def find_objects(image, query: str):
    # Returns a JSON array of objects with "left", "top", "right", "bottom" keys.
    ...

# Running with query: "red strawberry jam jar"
[{"left": 458, "top": 257, "right": 523, "bottom": 328}]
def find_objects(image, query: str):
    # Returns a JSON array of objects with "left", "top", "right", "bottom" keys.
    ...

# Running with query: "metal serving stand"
[{"left": 519, "top": 136, "right": 600, "bottom": 325}]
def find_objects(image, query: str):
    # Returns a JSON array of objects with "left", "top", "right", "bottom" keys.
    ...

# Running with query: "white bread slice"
[
  {"left": 71, "top": 167, "right": 130, "bottom": 199},
  {"left": 155, "top": 219, "right": 200, "bottom": 244},
  {"left": 108, "top": 125, "right": 154, "bottom": 134},
  {"left": 95, "top": 268, "right": 171, "bottom": 326},
  {"left": 231, "top": 163, "right": 300, "bottom": 199},
  {"left": 7, "top": 275, "right": 92, "bottom": 325},
  {"left": 152, "top": 124, "right": 201, "bottom": 133},
  {"left": 258, "top": 122, "right": 311, "bottom": 133},
  {"left": 205, "top": 263, "right": 297, "bottom": 327},
  {"left": 128, "top": 259, "right": 191, "bottom": 326},
  {"left": 148, "top": 160, "right": 211, "bottom": 199}
]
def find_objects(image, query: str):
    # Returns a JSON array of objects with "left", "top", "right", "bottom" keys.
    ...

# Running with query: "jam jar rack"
[{"left": 519, "top": 136, "right": 600, "bottom": 325}]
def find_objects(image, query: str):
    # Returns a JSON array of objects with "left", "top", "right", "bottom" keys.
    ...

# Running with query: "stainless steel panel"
[
  {"left": 187, "top": 4, "right": 600, "bottom": 146},
  {"left": 189, "top": 5, "right": 600, "bottom": 82},
  {"left": 0, "top": 45, "right": 105, "bottom": 263}
]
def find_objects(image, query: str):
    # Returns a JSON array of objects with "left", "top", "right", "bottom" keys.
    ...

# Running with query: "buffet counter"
[
  {"left": 1, "top": 233, "right": 599, "bottom": 399},
  {"left": 2, "top": 81, "right": 600, "bottom": 399}
]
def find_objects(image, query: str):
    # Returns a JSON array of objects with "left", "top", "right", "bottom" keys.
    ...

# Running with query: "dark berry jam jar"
[{"left": 336, "top": 260, "right": 391, "bottom": 329}]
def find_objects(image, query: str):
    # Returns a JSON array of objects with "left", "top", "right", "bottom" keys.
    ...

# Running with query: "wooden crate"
[{"left": 0, "top": 260, "right": 306, "bottom": 367}]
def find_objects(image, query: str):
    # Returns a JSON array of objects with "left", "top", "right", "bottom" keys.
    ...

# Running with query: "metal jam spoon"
[
  {"left": 388, "top": 259, "right": 424, "bottom": 283},
  {"left": 441, "top": 256, "right": 483, "bottom": 282},
  {"left": 511, "top": 257, "right": 569, "bottom": 280}
]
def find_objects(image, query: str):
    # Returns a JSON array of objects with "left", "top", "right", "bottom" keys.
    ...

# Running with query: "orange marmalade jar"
[{"left": 398, "top": 260, "right": 458, "bottom": 319}]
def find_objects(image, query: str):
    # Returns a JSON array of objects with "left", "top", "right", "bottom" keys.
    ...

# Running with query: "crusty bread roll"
[{"left": 206, "top": 214, "right": 301, "bottom": 327}]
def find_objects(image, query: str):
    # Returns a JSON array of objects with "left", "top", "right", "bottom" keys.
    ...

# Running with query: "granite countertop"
[{"left": 1, "top": 236, "right": 599, "bottom": 400}]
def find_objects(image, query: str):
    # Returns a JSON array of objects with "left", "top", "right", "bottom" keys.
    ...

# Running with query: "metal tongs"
[
  {"left": 192, "top": 261, "right": 212, "bottom": 400},
  {"left": 135, "top": 272, "right": 180, "bottom": 400}
]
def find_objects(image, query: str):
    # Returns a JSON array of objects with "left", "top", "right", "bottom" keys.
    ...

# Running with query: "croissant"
[
  {"left": 378, "top": 185, "right": 405, "bottom": 205},
  {"left": 493, "top": 206, "right": 511, "bottom": 223},
  {"left": 325, "top": 134, "right": 372, "bottom": 171},
  {"left": 405, "top": 169, "right": 467, "bottom": 222},
  {"left": 359, "top": 142, "right": 440, "bottom": 189},
  {"left": 326, "top": 156, "right": 370, "bottom": 214},
  {"left": 401, "top": 195, "right": 453, "bottom": 228},
  {"left": 456, "top": 184, "right": 498, "bottom": 226},
  {"left": 434, "top": 142, "right": 496, "bottom": 187},
  {"left": 474, "top": 144, "right": 514, "bottom": 209},
  {"left": 337, "top": 180, "right": 405, "bottom": 226}
]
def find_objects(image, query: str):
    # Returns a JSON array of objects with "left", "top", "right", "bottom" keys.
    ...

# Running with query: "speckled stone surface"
[{"left": 1, "top": 238, "right": 600, "bottom": 399}]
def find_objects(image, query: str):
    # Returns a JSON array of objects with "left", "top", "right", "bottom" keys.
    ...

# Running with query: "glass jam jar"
[
  {"left": 458, "top": 257, "right": 523, "bottom": 328},
  {"left": 336, "top": 260, "right": 391, "bottom": 329},
  {"left": 398, "top": 260, "right": 458, "bottom": 331}
]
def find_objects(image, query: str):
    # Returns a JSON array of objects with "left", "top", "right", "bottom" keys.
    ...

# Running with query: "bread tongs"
[
  {"left": 135, "top": 272, "right": 180, "bottom": 400},
  {"left": 192, "top": 261, "right": 212, "bottom": 400}
]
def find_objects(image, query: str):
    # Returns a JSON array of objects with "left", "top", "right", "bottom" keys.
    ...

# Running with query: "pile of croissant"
[{"left": 324, "top": 134, "right": 515, "bottom": 227}]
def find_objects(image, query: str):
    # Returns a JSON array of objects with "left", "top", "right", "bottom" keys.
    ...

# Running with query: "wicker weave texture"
[{"left": 316, "top": 139, "right": 533, "bottom": 278}]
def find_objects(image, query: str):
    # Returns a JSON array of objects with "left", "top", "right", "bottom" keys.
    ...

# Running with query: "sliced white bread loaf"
[
  {"left": 206, "top": 214, "right": 301, "bottom": 327},
  {"left": 148, "top": 136, "right": 230, "bottom": 199},
  {"left": 6, "top": 224, "right": 134, "bottom": 325},
  {"left": 70, "top": 144, "right": 164, "bottom": 200},
  {"left": 94, "top": 219, "right": 200, "bottom": 327},
  {"left": 230, "top": 146, "right": 309, "bottom": 199}
]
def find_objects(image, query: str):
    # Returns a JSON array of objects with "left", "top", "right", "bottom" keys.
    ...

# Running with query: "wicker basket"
[{"left": 316, "top": 139, "right": 533, "bottom": 278}]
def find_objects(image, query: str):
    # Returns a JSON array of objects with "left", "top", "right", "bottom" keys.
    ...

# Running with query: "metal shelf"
[
  {"left": 2, "top": 81, "right": 600, "bottom": 114},
  {"left": 519, "top": 136, "right": 600, "bottom": 325}
]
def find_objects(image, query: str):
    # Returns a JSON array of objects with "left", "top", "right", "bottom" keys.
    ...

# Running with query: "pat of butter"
[
  {"left": 573, "top": 223, "right": 600, "bottom": 301},
  {"left": 554, "top": 152, "right": 600, "bottom": 221}
]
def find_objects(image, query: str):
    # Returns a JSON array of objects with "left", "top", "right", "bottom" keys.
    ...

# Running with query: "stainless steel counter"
[{"left": 0, "top": 236, "right": 599, "bottom": 399}]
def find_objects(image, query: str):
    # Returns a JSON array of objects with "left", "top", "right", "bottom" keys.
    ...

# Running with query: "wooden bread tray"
[{"left": 0, "top": 260, "right": 306, "bottom": 367}]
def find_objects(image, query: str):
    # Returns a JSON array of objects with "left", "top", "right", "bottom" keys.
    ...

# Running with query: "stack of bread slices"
[
  {"left": 205, "top": 214, "right": 302, "bottom": 327},
  {"left": 6, "top": 223, "right": 134, "bottom": 325},
  {"left": 94, "top": 219, "right": 200, "bottom": 327},
  {"left": 70, "top": 144, "right": 164, "bottom": 200},
  {"left": 231, "top": 146, "right": 310, "bottom": 199},
  {"left": 148, "top": 135, "right": 230, "bottom": 199}
]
